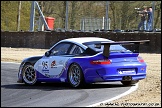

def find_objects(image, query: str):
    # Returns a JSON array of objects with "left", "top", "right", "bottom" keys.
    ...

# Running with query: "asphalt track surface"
[{"left": 1, "top": 62, "right": 133, "bottom": 107}]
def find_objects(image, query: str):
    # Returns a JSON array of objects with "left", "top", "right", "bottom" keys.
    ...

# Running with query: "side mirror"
[{"left": 45, "top": 51, "right": 50, "bottom": 57}]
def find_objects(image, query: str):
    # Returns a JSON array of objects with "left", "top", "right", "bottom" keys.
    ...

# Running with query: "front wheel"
[
  {"left": 68, "top": 63, "right": 84, "bottom": 88},
  {"left": 121, "top": 80, "right": 139, "bottom": 86},
  {"left": 22, "top": 64, "right": 37, "bottom": 85}
]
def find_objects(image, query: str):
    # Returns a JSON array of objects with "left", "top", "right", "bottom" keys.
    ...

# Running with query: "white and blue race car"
[{"left": 17, "top": 37, "right": 149, "bottom": 88}]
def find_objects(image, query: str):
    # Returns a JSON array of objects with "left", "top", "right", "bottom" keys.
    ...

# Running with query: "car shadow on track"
[{"left": 1, "top": 82, "right": 134, "bottom": 91}]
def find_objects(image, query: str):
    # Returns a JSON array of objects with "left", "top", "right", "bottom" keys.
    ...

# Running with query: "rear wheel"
[
  {"left": 68, "top": 63, "right": 84, "bottom": 88},
  {"left": 22, "top": 64, "right": 37, "bottom": 85},
  {"left": 121, "top": 80, "right": 139, "bottom": 86}
]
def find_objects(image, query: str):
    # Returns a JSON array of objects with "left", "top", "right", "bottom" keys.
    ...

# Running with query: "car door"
[{"left": 39, "top": 42, "right": 73, "bottom": 78}]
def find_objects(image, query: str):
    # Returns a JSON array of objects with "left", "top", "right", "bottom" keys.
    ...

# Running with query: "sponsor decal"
[
  {"left": 118, "top": 69, "right": 135, "bottom": 74},
  {"left": 51, "top": 60, "right": 57, "bottom": 68},
  {"left": 45, "top": 73, "right": 60, "bottom": 78},
  {"left": 42, "top": 69, "right": 49, "bottom": 73},
  {"left": 140, "top": 67, "right": 145, "bottom": 71},
  {"left": 60, "top": 78, "right": 65, "bottom": 82},
  {"left": 45, "top": 73, "right": 50, "bottom": 77}
]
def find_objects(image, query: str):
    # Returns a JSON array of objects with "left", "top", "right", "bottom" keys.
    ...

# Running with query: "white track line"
[
  {"left": 86, "top": 83, "right": 138, "bottom": 107},
  {"left": 1, "top": 61, "right": 20, "bottom": 64}
]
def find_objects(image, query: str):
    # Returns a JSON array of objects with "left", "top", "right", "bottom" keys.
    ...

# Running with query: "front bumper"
[{"left": 17, "top": 62, "right": 25, "bottom": 83}]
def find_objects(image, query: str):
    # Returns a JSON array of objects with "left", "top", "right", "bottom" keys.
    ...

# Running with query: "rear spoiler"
[{"left": 96, "top": 40, "right": 150, "bottom": 58}]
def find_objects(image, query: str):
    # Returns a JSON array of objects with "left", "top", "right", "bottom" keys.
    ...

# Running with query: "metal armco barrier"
[{"left": 1, "top": 31, "right": 161, "bottom": 53}]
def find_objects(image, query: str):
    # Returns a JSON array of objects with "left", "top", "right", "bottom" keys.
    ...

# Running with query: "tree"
[
  {"left": 109, "top": 1, "right": 117, "bottom": 30},
  {"left": 154, "top": 2, "right": 161, "bottom": 28},
  {"left": 121, "top": 1, "right": 131, "bottom": 30}
]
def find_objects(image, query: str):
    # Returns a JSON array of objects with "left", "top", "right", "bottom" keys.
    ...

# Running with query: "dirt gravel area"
[{"left": 1, "top": 47, "right": 161, "bottom": 107}]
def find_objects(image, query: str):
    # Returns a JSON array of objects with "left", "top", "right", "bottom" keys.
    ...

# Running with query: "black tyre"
[
  {"left": 68, "top": 63, "right": 84, "bottom": 88},
  {"left": 121, "top": 80, "right": 139, "bottom": 86},
  {"left": 22, "top": 64, "right": 37, "bottom": 85}
]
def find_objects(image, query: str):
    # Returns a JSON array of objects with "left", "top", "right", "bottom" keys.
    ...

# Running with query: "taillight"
[
  {"left": 90, "top": 59, "right": 111, "bottom": 65},
  {"left": 138, "top": 56, "right": 144, "bottom": 62}
]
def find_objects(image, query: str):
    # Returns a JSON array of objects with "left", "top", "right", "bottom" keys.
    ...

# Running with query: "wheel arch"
[
  {"left": 24, "top": 62, "right": 33, "bottom": 66},
  {"left": 67, "top": 62, "right": 85, "bottom": 82}
]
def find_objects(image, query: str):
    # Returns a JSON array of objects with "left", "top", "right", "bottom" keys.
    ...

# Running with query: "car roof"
[
  {"left": 49, "top": 37, "right": 114, "bottom": 51},
  {"left": 60, "top": 37, "right": 113, "bottom": 44}
]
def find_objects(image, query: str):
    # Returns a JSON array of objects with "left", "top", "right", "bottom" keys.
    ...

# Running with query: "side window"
[
  {"left": 50, "top": 42, "right": 72, "bottom": 56},
  {"left": 69, "top": 45, "right": 84, "bottom": 55}
]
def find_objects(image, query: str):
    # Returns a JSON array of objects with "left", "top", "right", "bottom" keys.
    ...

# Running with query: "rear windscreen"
[{"left": 83, "top": 41, "right": 132, "bottom": 53}]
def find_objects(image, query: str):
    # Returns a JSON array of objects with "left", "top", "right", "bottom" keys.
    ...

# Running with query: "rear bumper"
[
  {"left": 101, "top": 74, "right": 146, "bottom": 81},
  {"left": 85, "top": 74, "right": 146, "bottom": 83},
  {"left": 83, "top": 64, "right": 147, "bottom": 83}
]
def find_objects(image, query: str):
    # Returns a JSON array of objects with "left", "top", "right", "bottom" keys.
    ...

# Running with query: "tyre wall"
[{"left": 1, "top": 31, "right": 161, "bottom": 53}]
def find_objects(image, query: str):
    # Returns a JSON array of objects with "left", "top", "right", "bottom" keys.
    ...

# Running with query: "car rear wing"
[{"left": 96, "top": 40, "right": 150, "bottom": 58}]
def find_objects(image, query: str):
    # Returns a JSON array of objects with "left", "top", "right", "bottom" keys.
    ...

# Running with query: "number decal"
[
  {"left": 42, "top": 61, "right": 48, "bottom": 69},
  {"left": 42, "top": 60, "right": 49, "bottom": 73}
]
